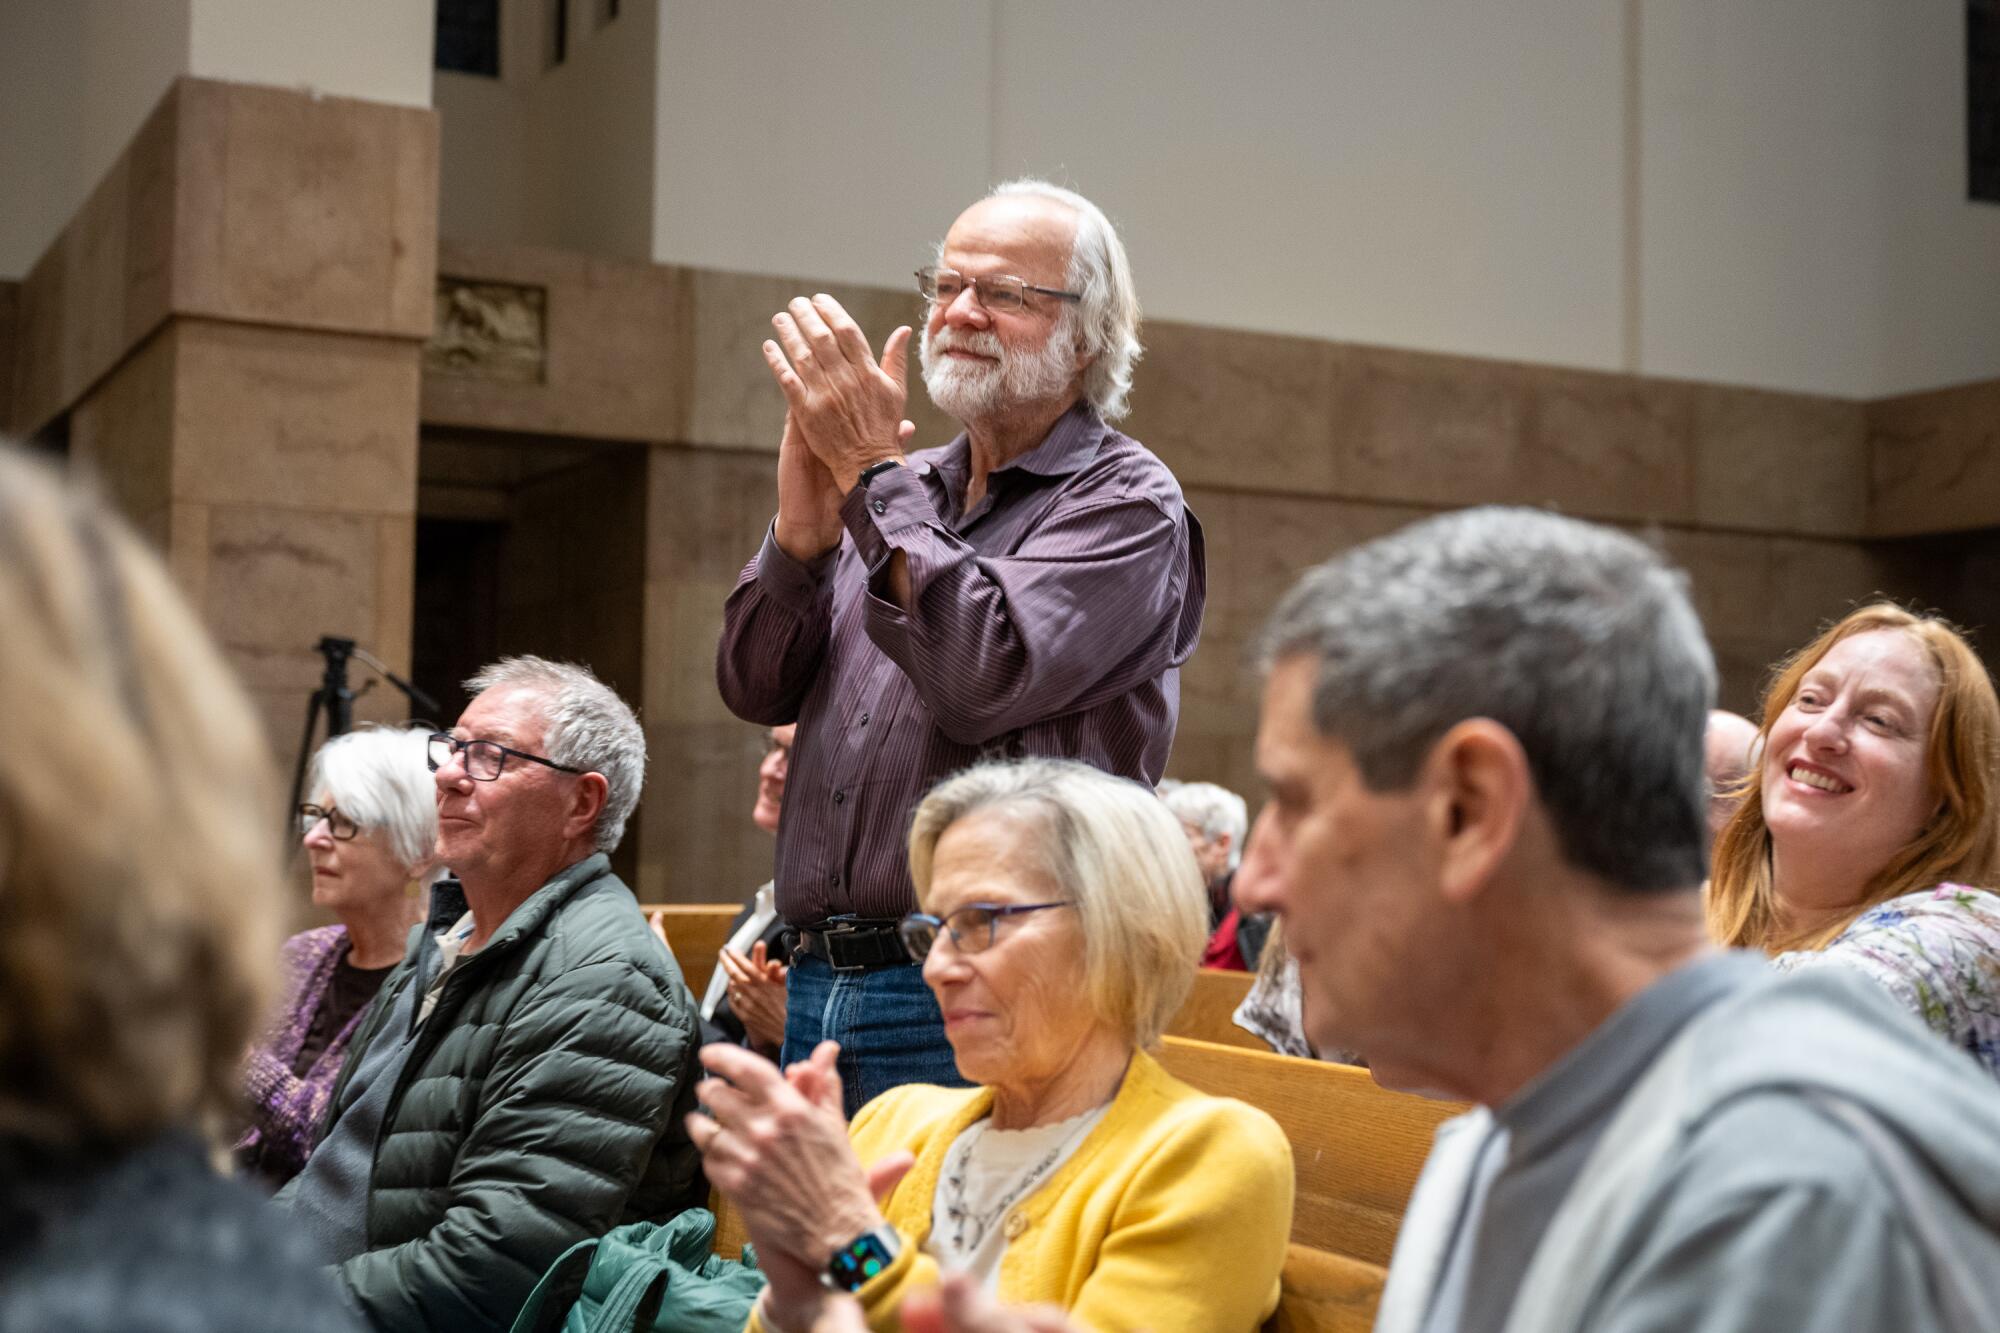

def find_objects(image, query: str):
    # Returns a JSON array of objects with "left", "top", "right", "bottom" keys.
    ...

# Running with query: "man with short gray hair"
[
  {"left": 281, "top": 656, "right": 703, "bottom": 1332},
  {"left": 1234, "top": 507, "right": 2000, "bottom": 1333},
  {"left": 718, "top": 181, "right": 1203, "bottom": 1112},
  {"left": 1159, "top": 779, "right": 1266, "bottom": 968}
]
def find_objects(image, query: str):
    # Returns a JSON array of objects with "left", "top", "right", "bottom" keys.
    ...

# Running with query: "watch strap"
[{"left": 857, "top": 458, "right": 905, "bottom": 489}]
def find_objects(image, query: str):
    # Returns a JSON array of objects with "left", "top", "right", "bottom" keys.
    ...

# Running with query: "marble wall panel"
[
  {"left": 173, "top": 80, "right": 437, "bottom": 339},
  {"left": 1693, "top": 385, "right": 1867, "bottom": 537},
  {"left": 1334, "top": 346, "right": 1539, "bottom": 512},
  {"left": 1122, "top": 321, "right": 1341, "bottom": 497},
  {"left": 12, "top": 80, "right": 435, "bottom": 437},
  {"left": 682, "top": 269, "right": 816, "bottom": 453},
  {"left": 638, "top": 719, "right": 775, "bottom": 905},
  {"left": 68, "top": 324, "right": 177, "bottom": 536},
  {"left": 646, "top": 445, "right": 779, "bottom": 583},
  {"left": 1867, "top": 379, "right": 2000, "bottom": 537},
  {"left": 422, "top": 239, "right": 685, "bottom": 442},
  {"left": 171, "top": 320, "right": 419, "bottom": 515},
  {"left": 1522, "top": 371, "right": 1696, "bottom": 524},
  {"left": 198, "top": 504, "right": 394, "bottom": 741}
]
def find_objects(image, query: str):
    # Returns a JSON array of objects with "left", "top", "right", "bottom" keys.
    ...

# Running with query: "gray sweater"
[{"left": 1379, "top": 954, "right": 2000, "bottom": 1333}]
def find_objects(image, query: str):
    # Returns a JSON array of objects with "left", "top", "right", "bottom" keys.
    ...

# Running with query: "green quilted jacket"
[{"left": 319, "top": 853, "right": 705, "bottom": 1332}]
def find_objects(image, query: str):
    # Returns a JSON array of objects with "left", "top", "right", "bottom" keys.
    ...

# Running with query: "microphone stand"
[{"left": 287, "top": 636, "right": 443, "bottom": 843}]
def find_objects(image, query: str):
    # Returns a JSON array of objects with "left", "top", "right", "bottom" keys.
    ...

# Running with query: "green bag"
[{"left": 508, "top": 1208, "right": 766, "bottom": 1333}]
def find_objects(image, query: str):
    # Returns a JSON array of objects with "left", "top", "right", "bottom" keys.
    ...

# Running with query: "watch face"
[{"left": 827, "top": 1229, "right": 897, "bottom": 1291}]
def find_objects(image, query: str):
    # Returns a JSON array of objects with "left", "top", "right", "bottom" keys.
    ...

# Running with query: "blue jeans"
[{"left": 782, "top": 956, "right": 968, "bottom": 1118}]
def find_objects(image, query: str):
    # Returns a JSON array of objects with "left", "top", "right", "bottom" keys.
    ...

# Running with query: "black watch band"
[{"left": 858, "top": 458, "right": 904, "bottom": 489}]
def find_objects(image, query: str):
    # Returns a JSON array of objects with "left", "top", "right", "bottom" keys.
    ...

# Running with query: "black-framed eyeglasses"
[
  {"left": 898, "top": 901, "right": 1073, "bottom": 962},
  {"left": 298, "top": 802, "right": 360, "bottom": 841},
  {"left": 427, "top": 732, "right": 583, "bottom": 782},
  {"left": 915, "top": 266, "right": 1082, "bottom": 313}
]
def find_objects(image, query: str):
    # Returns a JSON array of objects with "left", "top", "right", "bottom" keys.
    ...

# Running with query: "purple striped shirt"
[{"left": 717, "top": 404, "right": 1206, "bottom": 925}]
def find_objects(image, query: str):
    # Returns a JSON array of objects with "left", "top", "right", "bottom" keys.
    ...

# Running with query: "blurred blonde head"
[
  {"left": 1708, "top": 603, "right": 2000, "bottom": 953},
  {"left": 908, "top": 758, "right": 1209, "bottom": 1048},
  {"left": 0, "top": 446, "right": 285, "bottom": 1148}
]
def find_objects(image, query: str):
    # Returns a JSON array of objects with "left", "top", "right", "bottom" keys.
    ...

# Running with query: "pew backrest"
[
  {"left": 1166, "top": 967, "right": 1267, "bottom": 1050},
  {"left": 1157, "top": 1036, "right": 1462, "bottom": 1266},
  {"left": 637, "top": 902, "right": 740, "bottom": 998}
]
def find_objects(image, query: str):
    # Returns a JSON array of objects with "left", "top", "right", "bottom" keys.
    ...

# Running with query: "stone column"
[{"left": 10, "top": 77, "right": 437, "bottom": 747}]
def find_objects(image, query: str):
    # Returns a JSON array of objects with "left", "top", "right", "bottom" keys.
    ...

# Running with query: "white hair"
[
  {"left": 981, "top": 178, "right": 1142, "bottom": 421},
  {"left": 310, "top": 726, "right": 444, "bottom": 880},
  {"left": 1159, "top": 780, "right": 1249, "bottom": 871},
  {"left": 463, "top": 656, "right": 646, "bottom": 853},
  {"left": 909, "top": 759, "right": 1208, "bottom": 1049}
]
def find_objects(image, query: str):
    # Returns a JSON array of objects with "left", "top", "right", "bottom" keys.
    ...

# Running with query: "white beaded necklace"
[{"left": 937, "top": 1108, "right": 1101, "bottom": 1253}]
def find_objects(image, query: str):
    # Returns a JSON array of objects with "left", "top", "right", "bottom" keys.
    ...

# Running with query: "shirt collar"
[
  {"left": 930, "top": 402, "right": 1104, "bottom": 481},
  {"left": 1495, "top": 950, "right": 1765, "bottom": 1156}
]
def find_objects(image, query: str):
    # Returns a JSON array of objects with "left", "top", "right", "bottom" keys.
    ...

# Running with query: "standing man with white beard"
[{"left": 716, "top": 180, "right": 1205, "bottom": 1114}]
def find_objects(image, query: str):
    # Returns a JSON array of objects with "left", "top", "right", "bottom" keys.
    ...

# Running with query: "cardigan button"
[{"left": 1003, "top": 1211, "right": 1029, "bottom": 1240}]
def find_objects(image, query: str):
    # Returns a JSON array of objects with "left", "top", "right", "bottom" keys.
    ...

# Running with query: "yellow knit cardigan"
[{"left": 751, "top": 1048, "right": 1294, "bottom": 1333}]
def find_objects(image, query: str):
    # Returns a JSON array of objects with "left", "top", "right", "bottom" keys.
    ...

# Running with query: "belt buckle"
[{"left": 820, "top": 919, "right": 874, "bottom": 974}]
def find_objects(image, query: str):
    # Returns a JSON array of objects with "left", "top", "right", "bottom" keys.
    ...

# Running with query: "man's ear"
[
  {"left": 1422, "top": 719, "right": 1532, "bottom": 907},
  {"left": 567, "top": 772, "right": 611, "bottom": 845}
]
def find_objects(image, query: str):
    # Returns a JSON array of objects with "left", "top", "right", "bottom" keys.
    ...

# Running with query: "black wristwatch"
[
  {"left": 824, "top": 1225, "right": 901, "bottom": 1291},
  {"left": 857, "top": 458, "right": 904, "bottom": 489}
]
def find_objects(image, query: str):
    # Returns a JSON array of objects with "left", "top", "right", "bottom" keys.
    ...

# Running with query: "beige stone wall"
[
  {"left": 417, "top": 243, "right": 1996, "bottom": 903},
  {"left": 7, "top": 78, "right": 437, "bottom": 760}
]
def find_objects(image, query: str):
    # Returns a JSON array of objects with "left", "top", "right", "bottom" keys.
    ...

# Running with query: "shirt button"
[
  {"left": 832, "top": 790, "right": 846, "bottom": 805},
  {"left": 858, "top": 712, "right": 870, "bottom": 727},
  {"left": 1004, "top": 1211, "right": 1030, "bottom": 1240},
  {"left": 870, "top": 499, "right": 887, "bottom": 516}
]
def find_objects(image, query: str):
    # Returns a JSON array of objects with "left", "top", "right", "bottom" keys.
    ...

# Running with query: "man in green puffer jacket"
[{"left": 278, "top": 657, "right": 704, "bottom": 1332}]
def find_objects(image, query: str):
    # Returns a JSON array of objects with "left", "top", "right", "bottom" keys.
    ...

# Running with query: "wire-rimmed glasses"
[
  {"left": 898, "top": 901, "right": 1073, "bottom": 963},
  {"left": 915, "top": 266, "right": 1083, "bottom": 313}
]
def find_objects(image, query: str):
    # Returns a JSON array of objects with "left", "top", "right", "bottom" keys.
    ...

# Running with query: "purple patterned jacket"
[{"left": 236, "top": 924, "right": 381, "bottom": 1186}]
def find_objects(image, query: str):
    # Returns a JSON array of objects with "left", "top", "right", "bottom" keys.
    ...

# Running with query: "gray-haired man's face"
[{"left": 1235, "top": 655, "right": 1443, "bottom": 1074}]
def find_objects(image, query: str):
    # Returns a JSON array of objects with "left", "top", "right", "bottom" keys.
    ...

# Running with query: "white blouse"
[{"left": 924, "top": 1103, "right": 1112, "bottom": 1290}]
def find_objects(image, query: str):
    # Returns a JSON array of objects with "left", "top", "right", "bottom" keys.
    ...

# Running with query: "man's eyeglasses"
[
  {"left": 298, "top": 802, "right": 360, "bottom": 841},
  {"left": 898, "top": 901, "right": 1073, "bottom": 963},
  {"left": 915, "top": 266, "right": 1082, "bottom": 314},
  {"left": 427, "top": 733, "right": 583, "bottom": 783}
]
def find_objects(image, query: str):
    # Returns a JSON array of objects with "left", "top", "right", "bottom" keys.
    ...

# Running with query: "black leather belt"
[{"left": 794, "top": 918, "right": 910, "bottom": 973}]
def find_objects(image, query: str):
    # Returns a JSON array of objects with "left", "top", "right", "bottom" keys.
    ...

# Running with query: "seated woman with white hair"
[
  {"left": 691, "top": 758, "right": 1294, "bottom": 1333},
  {"left": 236, "top": 726, "right": 438, "bottom": 1187}
]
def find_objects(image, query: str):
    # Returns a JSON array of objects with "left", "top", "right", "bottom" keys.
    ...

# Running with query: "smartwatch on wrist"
[
  {"left": 824, "top": 1225, "right": 901, "bottom": 1292},
  {"left": 857, "top": 458, "right": 904, "bottom": 489}
]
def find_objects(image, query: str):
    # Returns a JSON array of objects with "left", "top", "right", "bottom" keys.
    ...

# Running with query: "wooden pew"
[
  {"left": 1158, "top": 1036, "right": 1464, "bottom": 1332},
  {"left": 708, "top": 1038, "right": 1460, "bottom": 1333},
  {"left": 1166, "top": 967, "right": 1268, "bottom": 1050},
  {"left": 638, "top": 902, "right": 740, "bottom": 997}
]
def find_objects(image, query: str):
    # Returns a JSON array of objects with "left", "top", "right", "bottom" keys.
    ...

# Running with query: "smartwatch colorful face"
[{"left": 825, "top": 1228, "right": 898, "bottom": 1292}]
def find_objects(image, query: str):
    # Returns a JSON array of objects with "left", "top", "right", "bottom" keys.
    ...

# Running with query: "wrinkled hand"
[
  {"left": 719, "top": 940, "right": 789, "bottom": 1055},
  {"left": 811, "top": 1273, "right": 1083, "bottom": 1333},
  {"left": 763, "top": 294, "right": 911, "bottom": 492},
  {"left": 689, "top": 1043, "right": 907, "bottom": 1265},
  {"left": 774, "top": 410, "right": 846, "bottom": 561},
  {"left": 693, "top": 1042, "right": 912, "bottom": 1332}
]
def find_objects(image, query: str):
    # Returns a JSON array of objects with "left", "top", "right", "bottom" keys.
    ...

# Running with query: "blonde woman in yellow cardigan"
[{"left": 690, "top": 758, "right": 1295, "bottom": 1333}]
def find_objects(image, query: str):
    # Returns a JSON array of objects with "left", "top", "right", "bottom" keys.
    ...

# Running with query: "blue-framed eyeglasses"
[{"left": 898, "top": 901, "right": 1073, "bottom": 962}]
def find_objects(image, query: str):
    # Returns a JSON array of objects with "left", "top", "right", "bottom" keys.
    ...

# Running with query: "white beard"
[{"left": 920, "top": 320, "right": 1077, "bottom": 425}]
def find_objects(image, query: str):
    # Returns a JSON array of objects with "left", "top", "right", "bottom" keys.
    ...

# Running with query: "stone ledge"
[{"left": 8, "top": 76, "right": 437, "bottom": 437}]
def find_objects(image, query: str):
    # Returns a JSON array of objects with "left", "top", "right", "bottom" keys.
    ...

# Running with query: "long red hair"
[{"left": 1707, "top": 603, "right": 2000, "bottom": 953}]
